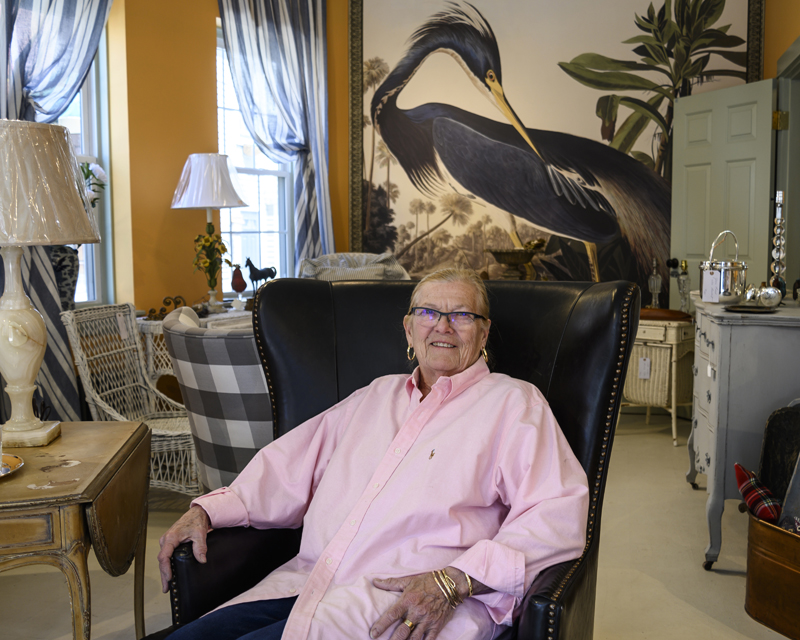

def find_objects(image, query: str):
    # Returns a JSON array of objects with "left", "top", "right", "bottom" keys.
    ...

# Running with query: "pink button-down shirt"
[{"left": 194, "top": 359, "right": 589, "bottom": 640}]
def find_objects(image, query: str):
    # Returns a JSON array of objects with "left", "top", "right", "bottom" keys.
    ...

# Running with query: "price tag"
[
  {"left": 702, "top": 270, "right": 720, "bottom": 303},
  {"left": 116, "top": 313, "right": 129, "bottom": 340},
  {"left": 638, "top": 357, "right": 651, "bottom": 379}
]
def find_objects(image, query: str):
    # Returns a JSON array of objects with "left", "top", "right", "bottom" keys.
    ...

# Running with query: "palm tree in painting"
[
  {"left": 409, "top": 199, "right": 425, "bottom": 265},
  {"left": 396, "top": 193, "right": 473, "bottom": 259},
  {"left": 363, "top": 57, "right": 390, "bottom": 231},
  {"left": 425, "top": 201, "right": 435, "bottom": 234},
  {"left": 376, "top": 140, "right": 397, "bottom": 205}
]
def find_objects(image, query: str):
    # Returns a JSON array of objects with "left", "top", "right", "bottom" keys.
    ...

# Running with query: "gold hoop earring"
[
  {"left": 407, "top": 345, "right": 415, "bottom": 361},
  {"left": 481, "top": 347, "right": 488, "bottom": 363}
]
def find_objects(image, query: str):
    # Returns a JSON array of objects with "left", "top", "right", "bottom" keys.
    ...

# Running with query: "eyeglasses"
[{"left": 409, "top": 307, "right": 486, "bottom": 327}]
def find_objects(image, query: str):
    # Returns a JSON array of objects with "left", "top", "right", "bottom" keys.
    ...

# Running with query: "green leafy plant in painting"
[{"left": 558, "top": 0, "right": 746, "bottom": 183}]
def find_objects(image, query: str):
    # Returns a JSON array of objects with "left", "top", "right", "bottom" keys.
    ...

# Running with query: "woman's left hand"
[{"left": 369, "top": 572, "right": 455, "bottom": 640}]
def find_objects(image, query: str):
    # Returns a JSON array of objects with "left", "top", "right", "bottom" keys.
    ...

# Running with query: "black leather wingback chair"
[{"left": 156, "top": 279, "right": 640, "bottom": 640}]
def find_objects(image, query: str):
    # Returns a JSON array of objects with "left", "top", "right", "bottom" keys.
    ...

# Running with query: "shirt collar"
[{"left": 405, "top": 358, "right": 490, "bottom": 399}]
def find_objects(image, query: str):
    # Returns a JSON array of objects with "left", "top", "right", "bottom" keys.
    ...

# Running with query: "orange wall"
[
  {"left": 764, "top": 0, "right": 800, "bottom": 78},
  {"left": 125, "top": 0, "right": 220, "bottom": 311},
  {"left": 328, "top": 0, "right": 351, "bottom": 252}
]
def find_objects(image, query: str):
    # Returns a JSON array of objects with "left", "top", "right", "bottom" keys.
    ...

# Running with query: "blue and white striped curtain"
[
  {"left": 218, "top": 0, "right": 334, "bottom": 273},
  {"left": 0, "top": 0, "right": 112, "bottom": 423}
]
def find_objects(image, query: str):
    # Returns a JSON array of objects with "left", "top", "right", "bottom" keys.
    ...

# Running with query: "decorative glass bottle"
[
  {"left": 647, "top": 258, "right": 662, "bottom": 309},
  {"left": 678, "top": 260, "right": 691, "bottom": 313}
]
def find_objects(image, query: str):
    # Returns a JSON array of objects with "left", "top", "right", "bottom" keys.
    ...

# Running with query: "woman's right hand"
[{"left": 157, "top": 505, "right": 212, "bottom": 593}]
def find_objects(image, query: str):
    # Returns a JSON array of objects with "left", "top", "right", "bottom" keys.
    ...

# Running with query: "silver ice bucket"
[{"left": 699, "top": 230, "right": 747, "bottom": 305}]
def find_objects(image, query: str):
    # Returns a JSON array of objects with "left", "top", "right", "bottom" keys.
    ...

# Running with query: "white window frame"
[
  {"left": 216, "top": 27, "right": 294, "bottom": 295},
  {"left": 51, "top": 29, "right": 113, "bottom": 307}
]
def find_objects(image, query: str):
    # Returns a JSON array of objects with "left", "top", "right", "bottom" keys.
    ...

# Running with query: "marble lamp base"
[{"left": 3, "top": 421, "right": 61, "bottom": 447}]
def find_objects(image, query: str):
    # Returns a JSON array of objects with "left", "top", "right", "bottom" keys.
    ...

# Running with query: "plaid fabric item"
[
  {"left": 735, "top": 462, "right": 782, "bottom": 523},
  {"left": 163, "top": 308, "right": 272, "bottom": 492},
  {"left": 298, "top": 252, "right": 410, "bottom": 281}
]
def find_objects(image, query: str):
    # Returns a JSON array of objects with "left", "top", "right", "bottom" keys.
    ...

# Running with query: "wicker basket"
[{"left": 623, "top": 342, "right": 693, "bottom": 407}]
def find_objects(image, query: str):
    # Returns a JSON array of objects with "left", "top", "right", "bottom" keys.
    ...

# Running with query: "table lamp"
[
  {"left": 170, "top": 153, "right": 247, "bottom": 236},
  {"left": 0, "top": 120, "right": 100, "bottom": 447}
]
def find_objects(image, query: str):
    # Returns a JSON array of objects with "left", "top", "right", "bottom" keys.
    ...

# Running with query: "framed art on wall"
[{"left": 349, "top": 0, "right": 764, "bottom": 297}]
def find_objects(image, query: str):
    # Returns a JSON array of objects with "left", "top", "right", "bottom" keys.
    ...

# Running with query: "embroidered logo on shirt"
[{"left": 429, "top": 449, "right": 436, "bottom": 459}]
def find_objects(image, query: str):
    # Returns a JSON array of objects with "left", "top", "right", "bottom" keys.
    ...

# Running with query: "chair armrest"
[
  {"left": 514, "top": 553, "right": 598, "bottom": 640},
  {"left": 169, "top": 526, "right": 302, "bottom": 628}
]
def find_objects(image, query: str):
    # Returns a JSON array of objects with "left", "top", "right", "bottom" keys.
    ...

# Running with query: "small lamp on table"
[
  {"left": 170, "top": 153, "right": 247, "bottom": 311},
  {"left": 0, "top": 120, "right": 100, "bottom": 447}
]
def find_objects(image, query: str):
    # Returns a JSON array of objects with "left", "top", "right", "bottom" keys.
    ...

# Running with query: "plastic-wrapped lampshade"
[
  {"left": 171, "top": 153, "right": 247, "bottom": 209},
  {"left": 0, "top": 120, "right": 100, "bottom": 246}
]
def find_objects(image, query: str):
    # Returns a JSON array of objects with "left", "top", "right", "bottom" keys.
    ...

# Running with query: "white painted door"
[{"left": 671, "top": 79, "right": 776, "bottom": 310}]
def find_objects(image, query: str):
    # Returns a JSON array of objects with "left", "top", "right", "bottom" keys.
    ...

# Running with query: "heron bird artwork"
[{"left": 368, "top": 2, "right": 671, "bottom": 285}]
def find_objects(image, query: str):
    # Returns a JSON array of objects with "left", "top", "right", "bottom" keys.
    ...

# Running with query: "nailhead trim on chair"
[
  {"left": 548, "top": 283, "right": 637, "bottom": 606},
  {"left": 252, "top": 283, "right": 280, "bottom": 441},
  {"left": 169, "top": 558, "right": 181, "bottom": 625}
]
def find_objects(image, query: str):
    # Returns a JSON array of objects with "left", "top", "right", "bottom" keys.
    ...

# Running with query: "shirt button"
[
  {"left": 326, "top": 557, "right": 332, "bottom": 565},
  {"left": 350, "top": 519, "right": 356, "bottom": 526},
  {"left": 373, "top": 482, "right": 380, "bottom": 488},
  {"left": 394, "top": 447, "right": 401, "bottom": 454},
  {"left": 289, "top": 587, "right": 297, "bottom": 594}
]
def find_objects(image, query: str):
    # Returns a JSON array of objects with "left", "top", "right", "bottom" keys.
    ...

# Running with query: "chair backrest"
[
  {"left": 163, "top": 307, "right": 273, "bottom": 492},
  {"left": 759, "top": 406, "right": 800, "bottom": 501},
  {"left": 61, "top": 303, "right": 154, "bottom": 421},
  {"left": 253, "top": 278, "right": 640, "bottom": 637}
]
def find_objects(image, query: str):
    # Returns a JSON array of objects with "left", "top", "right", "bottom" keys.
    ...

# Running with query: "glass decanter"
[
  {"left": 647, "top": 258, "right": 662, "bottom": 309},
  {"left": 678, "top": 260, "right": 691, "bottom": 313}
]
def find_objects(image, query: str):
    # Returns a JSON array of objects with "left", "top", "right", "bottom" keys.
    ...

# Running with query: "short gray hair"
[{"left": 408, "top": 268, "right": 490, "bottom": 318}]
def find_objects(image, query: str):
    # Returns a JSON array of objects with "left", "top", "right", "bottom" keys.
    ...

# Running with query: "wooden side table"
[
  {"left": 621, "top": 318, "right": 695, "bottom": 445},
  {"left": 0, "top": 422, "right": 151, "bottom": 640}
]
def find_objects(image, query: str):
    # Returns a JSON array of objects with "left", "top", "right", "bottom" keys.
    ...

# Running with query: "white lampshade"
[
  {"left": 0, "top": 120, "right": 100, "bottom": 246},
  {"left": 171, "top": 153, "right": 247, "bottom": 210}
]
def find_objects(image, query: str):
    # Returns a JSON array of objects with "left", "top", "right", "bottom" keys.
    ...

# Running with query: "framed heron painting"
[{"left": 349, "top": 0, "right": 762, "bottom": 300}]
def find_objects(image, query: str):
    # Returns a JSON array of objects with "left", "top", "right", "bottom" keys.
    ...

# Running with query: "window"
[
  {"left": 216, "top": 35, "right": 293, "bottom": 294},
  {"left": 52, "top": 36, "right": 111, "bottom": 306}
]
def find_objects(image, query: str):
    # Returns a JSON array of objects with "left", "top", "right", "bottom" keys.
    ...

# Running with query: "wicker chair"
[{"left": 61, "top": 303, "right": 201, "bottom": 495}]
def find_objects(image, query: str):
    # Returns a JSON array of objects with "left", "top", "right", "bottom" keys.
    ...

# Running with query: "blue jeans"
[{"left": 167, "top": 596, "right": 297, "bottom": 640}]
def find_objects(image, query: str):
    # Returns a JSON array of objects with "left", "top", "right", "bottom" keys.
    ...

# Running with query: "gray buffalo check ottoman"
[{"left": 162, "top": 307, "right": 273, "bottom": 491}]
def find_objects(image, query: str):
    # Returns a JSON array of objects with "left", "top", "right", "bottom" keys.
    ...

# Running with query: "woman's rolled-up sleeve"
[
  {"left": 449, "top": 400, "right": 589, "bottom": 626},
  {"left": 192, "top": 388, "right": 365, "bottom": 530}
]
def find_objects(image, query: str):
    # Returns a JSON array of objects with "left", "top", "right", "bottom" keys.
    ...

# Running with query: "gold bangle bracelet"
[
  {"left": 436, "top": 569, "right": 462, "bottom": 607},
  {"left": 432, "top": 571, "right": 457, "bottom": 608},
  {"left": 441, "top": 571, "right": 463, "bottom": 605},
  {"left": 464, "top": 572, "right": 473, "bottom": 598}
]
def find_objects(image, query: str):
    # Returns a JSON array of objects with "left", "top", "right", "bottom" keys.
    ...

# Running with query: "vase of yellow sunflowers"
[{"left": 193, "top": 223, "right": 228, "bottom": 313}]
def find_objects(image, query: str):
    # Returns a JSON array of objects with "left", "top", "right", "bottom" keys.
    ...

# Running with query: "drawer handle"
[
  {"left": 698, "top": 330, "right": 706, "bottom": 340},
  {"left": 706, "top": 390, "right": 712, "bottom": 403},
  {"left": 705, "top": 337, "right": 714, "bottom": 350},
  {"left": 692, "top": 365, "right": 698, "bottom": 376}
]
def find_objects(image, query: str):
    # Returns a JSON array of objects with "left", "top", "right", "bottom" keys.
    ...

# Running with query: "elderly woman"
[{"left": 158, "top": 269, "right": 589, "bottom": 640}]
